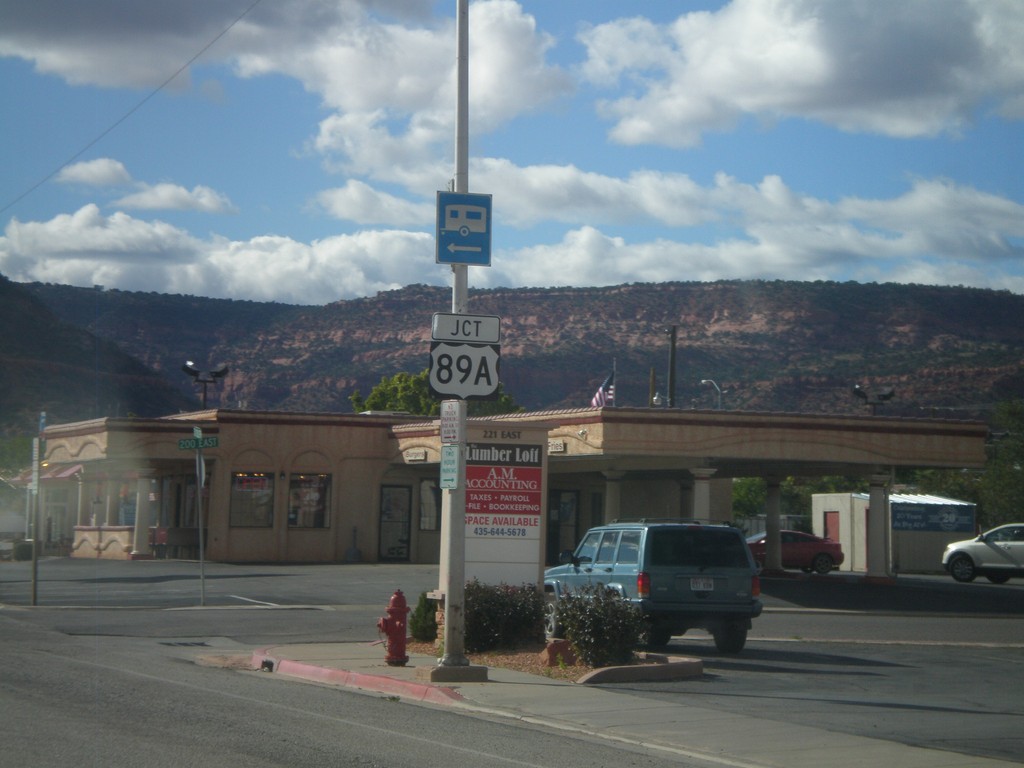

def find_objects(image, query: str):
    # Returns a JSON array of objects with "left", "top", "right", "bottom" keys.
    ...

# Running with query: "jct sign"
[{"left": 463, "top": 435, "right": 545, "bottom": 585}]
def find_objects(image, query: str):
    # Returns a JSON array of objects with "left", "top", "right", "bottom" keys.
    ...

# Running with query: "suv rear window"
[
  {"left": 649, "top": 527, "right": 749, "bottom": 568},
  {"left": 617, "top": 530, "right": 641, "bottom": 563}
]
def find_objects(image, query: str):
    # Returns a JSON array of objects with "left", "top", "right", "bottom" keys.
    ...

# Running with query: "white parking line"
[{"left": 229, "top": 595, "right": 279, "bottom": 606}]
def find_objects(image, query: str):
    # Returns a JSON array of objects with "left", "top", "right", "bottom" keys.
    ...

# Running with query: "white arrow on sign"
[{"left": 428, "top": 342, "right": 500, "bottom": 400}]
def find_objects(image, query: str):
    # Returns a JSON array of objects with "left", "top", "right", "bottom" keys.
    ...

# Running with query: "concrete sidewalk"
[{"left": 251, "top": 641, "right": 1019, "bottom": 768}]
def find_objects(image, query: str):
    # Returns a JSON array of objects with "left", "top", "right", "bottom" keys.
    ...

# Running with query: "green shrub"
[
  {"left": 464, "top": 580, "right": 544, "bottom": 653},
  {"left": 558, "top": 584, "right": 644, "bottom": 667},
  {"left": 409, "top": 591, "right": 438, "bottom": 642}
]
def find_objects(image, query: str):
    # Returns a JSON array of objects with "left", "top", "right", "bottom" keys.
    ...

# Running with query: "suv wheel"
[
  {"left": 713, "top": 622, "right": 747, "bottom": 654},
  {"left": 543, "top": 593, "right": 563, "bottom": 639},
  {"left": 948, "top": 553, "right": 977, "bottom": 583},
  {"left": 644, "top": 622, "right": 672, "bottom": 648}
]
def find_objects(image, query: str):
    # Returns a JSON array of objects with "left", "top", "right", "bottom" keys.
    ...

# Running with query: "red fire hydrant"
[{"left": 377, "top": 589, "right": 410, "bottom": 666}]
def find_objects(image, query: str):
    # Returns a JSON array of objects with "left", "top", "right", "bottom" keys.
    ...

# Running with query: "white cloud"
[
  {"left": 0, "top": 204, "right": 438, "bottom": 304},
  {"left": 312, "top": 110, "right": 449, "bottom": 183},
  {"left": 3, "top": 205, "right": 200, "bottom": 261},
  {"left": 52, "top": 157, "right": 238, "bottom": 214},
  {"left": 1, "top": 1, "right": 1021, "bottom": 303},
  {"left": 837, "top": 179, "right": 1024, "bottom": 260},
  {"left": 477, "top": 172, "right": 1024, "bottom": 292},
  {"left": 56, "top": 158, "right": 132, "bottom": 187},
  {"left": 4, "top": 0, "right": 562, "bottom": 187},
  {"left": 0, "top": 1, "right": 435, "bottom": 89},
  {"left": 52, "top": 159, "right": 236, "bottom": 214},
  {"left": 114, "top": 183, "right": 237, "bottom": 214},
  {"left": 580, "top": 0, "right": 1024, "bottom": 145},
  {"left": 473, "top": 158, "right": 715, "bottom": 228},
  {"left": 315, "top": 181, "right": 433, "bottom": 226},
  {"left": 4, "top": 163, "right": 1024, "bottom": 303},
  {"left": 240, "top": 0, "right": 570, "bottom": 180},
  {"left": 194, "top": 230, "right": 435, "bottom": 303}
]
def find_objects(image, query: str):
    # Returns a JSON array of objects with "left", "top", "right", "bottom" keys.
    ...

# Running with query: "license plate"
[{"left": 690, "top": 576, "right": 714, "bottom": 591}]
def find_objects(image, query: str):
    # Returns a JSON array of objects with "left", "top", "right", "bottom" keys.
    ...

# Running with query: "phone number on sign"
[{"left": 472, "top": 527, "right": 528, "bottom": 537}]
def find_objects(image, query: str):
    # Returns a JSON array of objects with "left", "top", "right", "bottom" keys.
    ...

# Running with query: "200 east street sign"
[
  {"left": 178, "top": 436, "right": 218, "bottom": 450},
  {"left": 428, "top": 342, "right": 500, "bottom": 400}
]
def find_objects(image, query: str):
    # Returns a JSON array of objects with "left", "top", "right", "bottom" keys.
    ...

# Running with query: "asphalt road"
[
  {"left": 3, "top": 559, "right": 1023, "bottom": 764},
  {"left": 1, "top": 615, "right": 704, "bottom": 768}
]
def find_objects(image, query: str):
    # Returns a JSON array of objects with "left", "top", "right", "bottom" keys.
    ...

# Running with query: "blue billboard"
[{"left": 891, "top": 503, "right": 975, "bottom": 533}]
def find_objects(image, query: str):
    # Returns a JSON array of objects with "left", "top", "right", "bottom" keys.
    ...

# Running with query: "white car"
[{"left": 942, "top": 524, "right": 1024, "bottom": 584}]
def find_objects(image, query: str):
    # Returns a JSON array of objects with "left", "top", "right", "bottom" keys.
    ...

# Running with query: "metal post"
[
  {"left": 196, "top": 444, "right": 206, "bottom": 606},
  {"left": 30, "top": 437, "right": 39, "bottom": 606},
  {"left": 667, "top": 325, "right": 677, "bottom": 408},
  {"left": 439, "top": 0, "right": 471, "bottom": 668}
]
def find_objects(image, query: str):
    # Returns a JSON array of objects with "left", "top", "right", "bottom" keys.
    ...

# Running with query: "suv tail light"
[
  {"left": 751, "top": 574, "right": 761, "bottom": 597},
  {"left": 637, "top": 571, "right": 651, "bottom": 598}
]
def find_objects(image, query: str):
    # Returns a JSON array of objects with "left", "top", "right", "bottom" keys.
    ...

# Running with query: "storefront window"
[
  {"left": 288, "top": 474, "right": 330, "bottom": 528},
  {"left": 380, "top": 486, "right": 411, "bottom": 561},
  {"left": 229, "top": 472, "right": 274, "bottom": 527},
  {"left": 419, "top": 479, "right": 441, "bottom": 531}
]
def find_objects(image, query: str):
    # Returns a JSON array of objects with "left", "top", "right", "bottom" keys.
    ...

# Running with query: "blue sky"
[{"left": 1, "top": 0, "right": 1022, "bottom": 304}]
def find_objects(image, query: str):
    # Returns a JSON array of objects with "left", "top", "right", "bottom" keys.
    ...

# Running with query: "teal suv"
[{"left": 544, "top": 521, "right": 763, "bottom": 653}]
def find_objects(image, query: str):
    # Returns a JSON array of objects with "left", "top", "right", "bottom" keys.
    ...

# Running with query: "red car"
[{"left": 746, "top": 530, "right": 844, "bottom": 574}]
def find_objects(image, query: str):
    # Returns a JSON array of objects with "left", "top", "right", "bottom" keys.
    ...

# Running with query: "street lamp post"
[
  {"left": 182, "top": 361, "right": 229, "bottom": 408},
  {"left": 701, "top": 379, "right": 722, "bottom": 409},
  {"left": 852, "top": 384, "right": 895, "bottom": 415}
]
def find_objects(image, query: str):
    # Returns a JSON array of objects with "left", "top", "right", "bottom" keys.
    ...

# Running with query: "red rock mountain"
[{"left": 15, "top": 279, "right": 1024, "bottom": 428}]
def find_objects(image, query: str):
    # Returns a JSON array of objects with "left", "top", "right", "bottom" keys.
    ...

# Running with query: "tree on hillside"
[{"left": 349, "top": 370, "right": 521, "bottom": 417}]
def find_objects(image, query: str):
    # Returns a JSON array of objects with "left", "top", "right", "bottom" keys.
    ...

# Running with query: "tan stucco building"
[{"left": 37, "top": 406, "right": 987, "bottom": 579}]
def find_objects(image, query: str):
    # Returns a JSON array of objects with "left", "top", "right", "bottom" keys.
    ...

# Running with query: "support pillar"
[
  {"left": 75, "top": 472, "right": 87, "bottom": 526},
  {"left": 602, "top": 471, "right": 625, "bottom": 523},
  {"left": 131, "top": 472, "right": 154, "bottom": 559},
  {"left": 764, "top": 479, "right": 783, "bottom": 572},
  {"left": 105, "top": 481, "right": 118, "bottom": 526},
  {"left": 866, "top": 472, "right": 892, "bottom": 581},
  {"left": 691, "top": 467, "right": 717, "bottom": 521}
]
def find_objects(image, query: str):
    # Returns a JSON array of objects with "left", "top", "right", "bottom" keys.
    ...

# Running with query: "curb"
[
  {"left": 251, "top": 649, "right": 465, "bottom": 706},
  {"left": 576, "top": 653, "right": 703, "bottom": 684}
]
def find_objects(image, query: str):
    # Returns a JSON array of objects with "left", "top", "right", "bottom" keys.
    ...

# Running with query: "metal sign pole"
[
  {"left": 194, "top": 427, "right": 206, "bottom": 606},
  {"left": 30, "top": 436, "right": 39, "bottom": 606},
  {"left": 439, "top": 0, "right": 471, "bottom": 668}
]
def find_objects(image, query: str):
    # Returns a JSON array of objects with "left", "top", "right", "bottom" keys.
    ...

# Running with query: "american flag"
[{"left": 590, "top": 372, "right": 615, "bottom": 407}]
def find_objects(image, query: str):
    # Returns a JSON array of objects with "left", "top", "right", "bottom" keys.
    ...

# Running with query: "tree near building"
[
  {"left": 349, "top": 369, "right": 521, "bottom": 418},
  {"left": 911, "top": 400, "right": 1023, "bottom": 529},
  {"left": 731, "top": 475, "right": 870, "bottom": 529},
  {"left": 979, "top": 400, "right": 1024, "bottom": 528}
]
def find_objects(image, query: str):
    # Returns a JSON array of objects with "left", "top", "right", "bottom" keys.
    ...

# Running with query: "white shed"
[{"left": 812, "top": 492, "right": 976, "bottom": 574}]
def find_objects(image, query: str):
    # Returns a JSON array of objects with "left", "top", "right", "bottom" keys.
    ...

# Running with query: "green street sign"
[
  {"left": 178, "top": 436, "right": 218, "bottom": 450},
  {"left": 440, "top": 444, "right": 459, "bottom": 489}
]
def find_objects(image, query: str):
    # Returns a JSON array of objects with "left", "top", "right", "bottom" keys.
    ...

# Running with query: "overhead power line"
[{"left": 0, "top": 0, "right": 265, "bottom": 218}]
